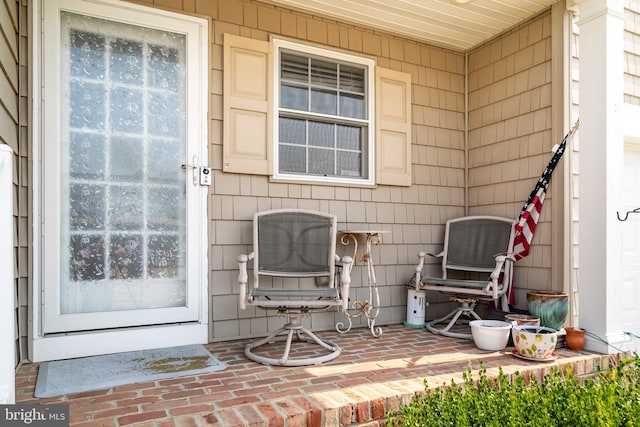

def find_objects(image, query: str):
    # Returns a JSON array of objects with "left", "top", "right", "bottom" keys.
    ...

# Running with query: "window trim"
[{"left": 272, "top": 38, "right": 376, "bottom": 186}]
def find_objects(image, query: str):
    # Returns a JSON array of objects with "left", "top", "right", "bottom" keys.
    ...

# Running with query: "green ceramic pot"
[{"left": 526, "top": 291, "right": 569, "bottom": 331}]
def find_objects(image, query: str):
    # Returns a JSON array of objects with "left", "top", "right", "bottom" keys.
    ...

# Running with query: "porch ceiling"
[{"left": 267, "top": 0, "right": 561, "bottom": 51}]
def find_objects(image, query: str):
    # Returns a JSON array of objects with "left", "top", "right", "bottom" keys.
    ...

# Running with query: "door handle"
[{"left": 181, "top": 156, "right": 211, "bottom": 186}]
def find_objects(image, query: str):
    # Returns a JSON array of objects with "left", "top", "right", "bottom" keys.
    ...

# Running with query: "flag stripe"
[{"left": 514, "top": 188, "right": 545, "bottom": 260}]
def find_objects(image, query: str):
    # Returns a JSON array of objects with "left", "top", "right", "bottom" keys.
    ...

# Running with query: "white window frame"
[{"left": 273, "top": 39, "right": 375, "bottom": 186}]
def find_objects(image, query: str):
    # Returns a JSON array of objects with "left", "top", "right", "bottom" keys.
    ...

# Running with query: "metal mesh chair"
[
  {"left": 414, "top": 216, "right": 516, "bottom": 339},
  {"left": 238, "top": 209, "right": 352, "bottom": 366}
]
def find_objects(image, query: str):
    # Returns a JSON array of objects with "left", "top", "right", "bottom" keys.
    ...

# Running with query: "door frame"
[{"left": 30, "top": 0, "right": 210, "bottom": 362}]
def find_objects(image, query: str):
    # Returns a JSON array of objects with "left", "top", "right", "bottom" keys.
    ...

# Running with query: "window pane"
[
  {"left": 309, "top": 148, "right": 334, "bottom": 175},
  {"left": 69, "top": 234, "right": 105, "bottom": 281},
  {"left": 339, "top": 65, "right": 365, "bottom": 92},
  {"left": 70, "top": 30, "right": 105, "bottom": 79},
  {"left": 148, "top": 92, "right": 180, "bottom": 136},
  {"left": 339, "top": 93, "right": 365, "bottom": 119},
  {"left": 337, "top": 151, "right": 362, "bottom": 177},
  {"left": 148, "top": 44, "right": 181, "bottom": 91},
  {"left": 337, "top": 125, "right": 362, "bottom": 150},
  {"left": 310, "top": 59, "right": 337, "bottom": 88},
  {"left": 110, "top": 87, "right": 143, "bottom": 133},
  {"left": 109, "top": 137, "right": 143, "bottom": 182},
  {"left": 70, "top": 81, "right": 105, "bottom": 129},
  {"left": 281, "top": 53, "right": 308, "bottom": 83},
  {"left": 70, "top": 184, "right": 105, "bottom": 230},
  {"left": 279, "top": 145, "right": 306, "bottom": 173},
  {"left": 309, "top": 121, "right": 334, "bottom": 148},
  {"left": 279, "top": 118, "right": 306, "bottom": 145},
  {"left": 69, "top": 132, "right": 105, "bottom": 180},
  {"left": 148, "top": 187, "right": 183, "bottom": 231},
  {"left": 110, "top": 234, "right": 143, "bottom": 279},
  {"left": 109, "top": 38, "right": 143, "bottom": 85},
  {"left": 148, "top": 235, "right": 182, "bottom": 278},
  {"left": 310, "top": 88, "right": 337, "bottom": 115},
  {"left": 281, "top": 84, "right": 308, "bottom": 110},
  {"left": 109, "top": 185, "right": 143, "bottom": 230},
  {"left": 148, "top": 140, "right": 181, "bottom": 183}
]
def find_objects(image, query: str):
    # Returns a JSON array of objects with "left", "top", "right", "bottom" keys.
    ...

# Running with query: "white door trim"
[
  {"left": 31, "top": 0, "right": 209, "bottom": 361},
  {"left": 31, "top": 324, "right": 209, "bottom": 363}
]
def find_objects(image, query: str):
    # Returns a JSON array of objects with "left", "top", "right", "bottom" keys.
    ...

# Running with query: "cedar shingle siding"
[{"left": 14, "top": 0, "right": 611, "bottom": 361}]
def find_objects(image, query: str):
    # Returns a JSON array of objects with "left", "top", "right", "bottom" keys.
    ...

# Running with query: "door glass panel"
[{"left": 60, "top": 12, "right": 187, "bottom": 315}]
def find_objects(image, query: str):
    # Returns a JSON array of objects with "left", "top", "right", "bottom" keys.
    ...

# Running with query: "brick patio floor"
[{"left": 15, "top": 323, "right": 629, "bottom": 427}]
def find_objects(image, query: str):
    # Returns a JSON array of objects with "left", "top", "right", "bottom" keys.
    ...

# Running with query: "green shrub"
[{"left": 386, "top": 356, "right": 640, "bottom": 427}]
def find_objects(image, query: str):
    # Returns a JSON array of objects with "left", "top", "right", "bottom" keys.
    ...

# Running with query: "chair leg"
[
  {"left": 244, "top": 315, "right": 341, "bottom": 366},
  {"left": 426, "top": 298, "right": 480, "bottom": 339}
]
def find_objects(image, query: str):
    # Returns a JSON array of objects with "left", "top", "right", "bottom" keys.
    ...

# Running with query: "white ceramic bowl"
[
  {"left": 470, "top": 320, "right": 512, "bottom": 351},
  {"left": 512, "top": 325, "right": 558, "bottom": 359}
]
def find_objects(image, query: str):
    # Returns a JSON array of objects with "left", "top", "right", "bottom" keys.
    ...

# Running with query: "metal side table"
[{"left": 336, "top": 230, "right": 389, "bottom": 337}]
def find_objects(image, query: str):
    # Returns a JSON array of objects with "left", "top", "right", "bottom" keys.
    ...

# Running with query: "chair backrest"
[
  {"left": 442, "top": 216, "right": 516, "bottom": 274},
  {"left": 253, "top": 209, "right": 338, "bottom": 286}
]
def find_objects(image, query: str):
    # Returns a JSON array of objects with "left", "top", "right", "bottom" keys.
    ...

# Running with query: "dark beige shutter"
[
  {"left": 223, "top": 34, "right": 273, "bottom": 175},
  {"left": 376, "top": 66, "right": 412, "bottom": 186}
]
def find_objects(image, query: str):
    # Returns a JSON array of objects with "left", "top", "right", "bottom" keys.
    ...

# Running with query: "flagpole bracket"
[{"left": 617, "top": 208, "right": 640, "bottom": 221}]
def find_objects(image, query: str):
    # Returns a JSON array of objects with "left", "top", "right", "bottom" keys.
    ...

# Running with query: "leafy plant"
[{"left": 387, "top": 356, "right": 640, "bottom": 427}]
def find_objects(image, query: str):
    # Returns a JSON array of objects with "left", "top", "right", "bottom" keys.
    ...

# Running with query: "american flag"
[{"left": 513, "top": 120, "right": 580, "bottom": 261}]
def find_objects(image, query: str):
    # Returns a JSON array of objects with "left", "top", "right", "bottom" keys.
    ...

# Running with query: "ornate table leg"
[
  {"left": 336, "top": 232, "right": 383, "bottom": 337},
  {"left": 363, "top": 233, "right": 382, "bottom": 337}
]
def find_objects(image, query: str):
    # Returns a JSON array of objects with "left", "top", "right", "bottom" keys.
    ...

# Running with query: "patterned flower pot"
[
  {"left": 526, "top": 291, "right": 569, "bottom": 331},
  {"left": 505, "top": 314, "right": 540, "bottom": 346},
  {"left": 512, "top": 325, "right": 558, "bottom": 359}
]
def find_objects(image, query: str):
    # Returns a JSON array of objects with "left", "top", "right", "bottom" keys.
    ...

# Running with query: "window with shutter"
[{"left": 223, "top": 34, "right": 412, "bottom": 187}]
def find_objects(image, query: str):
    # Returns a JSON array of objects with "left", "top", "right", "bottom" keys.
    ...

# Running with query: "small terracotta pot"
[{"left": 565, "top": 326, "right": 586, "bottom": 351}]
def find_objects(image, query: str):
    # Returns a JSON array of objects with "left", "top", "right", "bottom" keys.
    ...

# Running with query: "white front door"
[
  {"left": 39, "top": 0, "right": 208, "bottom": 334},
  {"left": 622, "top": 145, "right": 640, "bottom": 350}
]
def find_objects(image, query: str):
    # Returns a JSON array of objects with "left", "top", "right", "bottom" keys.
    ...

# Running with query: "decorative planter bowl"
[
  {"left": 512, "top": 325, "right": 558, "bottom": 359},
  {"left": 470, "top": 320, "right": 512, "bottom": 351},
  {"left": 505, "top": 314, "right": 540, "bottom": 346},
  {"left": 526, "top": 291, "right": 569, "bottom": 331}
]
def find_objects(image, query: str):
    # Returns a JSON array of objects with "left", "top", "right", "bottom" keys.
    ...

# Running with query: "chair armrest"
[
  {"left": 485, "top": 253, "right": 516, "bottom": 299},
  {"left": 414, "top": 250, "right": 444, "bottom": 291},
  {"left": 339, "top": 256, "right": 353, "bottom": 311},
  {"left": 237, "top": 252, "right": 255, "bottom": 310}
]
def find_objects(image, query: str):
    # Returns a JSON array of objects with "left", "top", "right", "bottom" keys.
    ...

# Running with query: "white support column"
[
  {"left": 578, "top": 0, "right": 627, "bottom": 353},
  {"left": 0, "top": 145, "right": 15, "bottom": 403}
]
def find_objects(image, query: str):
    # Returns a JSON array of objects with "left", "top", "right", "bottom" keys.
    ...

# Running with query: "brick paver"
[{"left": 15, "top": 324, "right": 630, "bottom": 426}]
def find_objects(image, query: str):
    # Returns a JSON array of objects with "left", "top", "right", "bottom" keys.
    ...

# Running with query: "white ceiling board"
[{"left": 267, "top": 0, "right": 560, "bottom": 51}]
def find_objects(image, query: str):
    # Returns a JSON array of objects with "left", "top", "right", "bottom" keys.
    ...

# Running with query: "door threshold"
[{"left": 31, "top": 323, "right": 208, "bottom": 362}]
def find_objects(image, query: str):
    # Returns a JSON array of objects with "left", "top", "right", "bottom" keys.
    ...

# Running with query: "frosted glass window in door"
[{"left": 60, "top": 12, "right": 188, "bottom": 314}]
